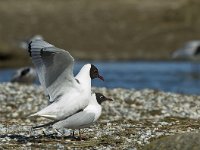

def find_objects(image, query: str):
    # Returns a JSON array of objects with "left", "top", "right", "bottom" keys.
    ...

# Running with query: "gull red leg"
[{"left": 79, "top": 129, "right": 82, "bottom": 141}]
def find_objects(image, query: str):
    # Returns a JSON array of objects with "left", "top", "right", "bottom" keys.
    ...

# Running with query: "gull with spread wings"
[{"left": 28, "top": 39, "right": 104, "bottom": 121}]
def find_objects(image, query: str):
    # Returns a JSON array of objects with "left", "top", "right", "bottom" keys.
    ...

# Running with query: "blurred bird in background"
[
  {"left": 10, "top": 67, "right": 37, "bottom": 84},
  {"left": 172, "top": 40, "right": 200, "bottom": 60}
]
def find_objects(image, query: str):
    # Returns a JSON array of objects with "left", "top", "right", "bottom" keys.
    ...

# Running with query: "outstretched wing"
[{"left": 28, "top": 39, "right": 77, "bottom": 102}]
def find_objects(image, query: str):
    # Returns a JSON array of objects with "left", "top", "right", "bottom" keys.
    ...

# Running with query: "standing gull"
[
  {"left": 28, "top": 39, "right": 104, "bottom": 121},
  {"left": 33, "top": 93, "right": 113, "bottom": 139}
]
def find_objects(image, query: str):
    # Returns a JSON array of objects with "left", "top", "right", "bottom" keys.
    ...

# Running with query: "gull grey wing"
[
  {"left": 28, "top": 40, "right": 76, "bottom": 101},
  {"left": 53, "top": 111, "right": 95, "bottom": 129}
]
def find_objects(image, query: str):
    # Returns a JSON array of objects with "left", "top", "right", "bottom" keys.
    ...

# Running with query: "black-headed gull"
[
  {"left": 33, "top": 93, "right": 113, "bottom": 139},
  {"left": 172, "top": 40, "right": 200, "bottom": 59},
  {"left": 11, "top": 67, "right": 37, "bottom": 84},
  {"left": 28, "top": 39, "right": 104, "bottom": 121}
]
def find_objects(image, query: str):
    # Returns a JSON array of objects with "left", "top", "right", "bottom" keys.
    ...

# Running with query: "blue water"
[{"left": 1, "top": 61, "right": 200, "bottom": 95}]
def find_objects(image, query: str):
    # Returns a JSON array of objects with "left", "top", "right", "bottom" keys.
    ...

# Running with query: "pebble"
[{"left": 1, "top": 83, "right": 200, "bottom": 149}]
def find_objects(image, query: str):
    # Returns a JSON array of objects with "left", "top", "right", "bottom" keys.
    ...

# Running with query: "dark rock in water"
[{"left": 143, "top": 132, "right": 200, "bottom": 150}]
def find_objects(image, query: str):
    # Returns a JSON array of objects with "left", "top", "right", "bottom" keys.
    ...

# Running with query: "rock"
[{"left": 143, "top": 132, "right": 200, "bottom": 150}]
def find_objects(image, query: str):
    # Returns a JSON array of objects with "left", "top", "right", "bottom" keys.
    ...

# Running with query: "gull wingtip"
[{"left": 28, "top": 113, "right": 37, "bottom": 118}]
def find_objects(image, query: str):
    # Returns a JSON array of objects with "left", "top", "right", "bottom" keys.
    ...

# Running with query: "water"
[{"left": 1, "top": 61, "right": 200, "bottom": 95}]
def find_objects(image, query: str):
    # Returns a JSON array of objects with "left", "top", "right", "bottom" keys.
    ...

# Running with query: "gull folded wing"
[{"left": 53, "top": 111, "right": 95, "bottom": 129}]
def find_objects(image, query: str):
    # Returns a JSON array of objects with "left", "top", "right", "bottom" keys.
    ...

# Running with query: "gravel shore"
[{"left": 1, "top": 83, "right": 200, "bottom": 149}]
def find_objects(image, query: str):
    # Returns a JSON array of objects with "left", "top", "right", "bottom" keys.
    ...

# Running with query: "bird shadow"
[{"left": 0, "top": 133, "right": 84, "bottom": 144}]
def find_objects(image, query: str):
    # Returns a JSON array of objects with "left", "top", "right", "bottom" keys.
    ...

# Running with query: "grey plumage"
[
  {"left": 28, "top": 40, "right": 106, "bottom": 139},
  {"left": 28, "top": 39, "right": 75, "bottom": 102},
  {"left": 172, "top": 40, "right": 200, "bottom": 59},
  {"left": 28, "top": 40, "right": 104, "bottom": 121},
  {"left": 20, "top": 35, "right": 43, "bottom": 50}
]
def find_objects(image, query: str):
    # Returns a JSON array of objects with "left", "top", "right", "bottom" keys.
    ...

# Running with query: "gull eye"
[{"left": 100, "top": 96, "right": 104, "bottom": 99}]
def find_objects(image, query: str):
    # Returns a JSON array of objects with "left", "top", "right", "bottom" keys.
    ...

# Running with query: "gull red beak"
[
  {"left": 98, "top": 75, "right": 104, "bottom": 81},
  {"left": 106, "top": 97, "right": 113, "bottom": 101}
]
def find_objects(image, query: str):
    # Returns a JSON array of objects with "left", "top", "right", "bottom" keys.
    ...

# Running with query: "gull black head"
[
  {"left": 20, "top": 67, "right": 30, "bottom": 77},
  {"left": 95, "top": 93, "right": 113, "bottom": 105},
  {"left": 90, "top": 64, "right": 104, "bottom": 81}
]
